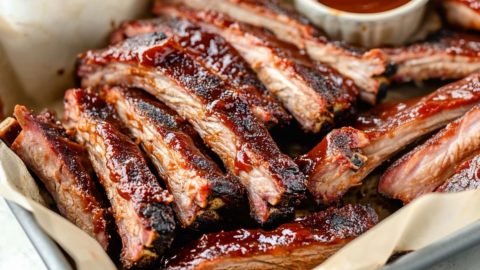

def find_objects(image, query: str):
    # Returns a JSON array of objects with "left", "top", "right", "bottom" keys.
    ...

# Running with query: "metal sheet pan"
[
  {"left": 6, "top": 200, "right": 73, "bottom": 270},
  {"left": 7, "top": 196, "right": 480, "bottom": 270}
]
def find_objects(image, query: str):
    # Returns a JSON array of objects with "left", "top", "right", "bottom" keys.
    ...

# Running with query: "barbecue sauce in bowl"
[{"left": 318, "top": 0, "right": 411, "bottom": 13}]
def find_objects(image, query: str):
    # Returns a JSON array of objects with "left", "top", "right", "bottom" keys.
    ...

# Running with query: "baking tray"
[{"left": 6, "top": 196, "right": 480, "bottom": 270}]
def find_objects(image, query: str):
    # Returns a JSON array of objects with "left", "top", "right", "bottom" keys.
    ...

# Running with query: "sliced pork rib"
[
  {"left": 77, "top": 34, "right": 306, "bottom": 225},
  {"left": 9, "top": 105, "right": 112, "bottom": 250},
  {"left": 436, "top": 154, "right": 480, "bottom": 193},
  {"left": 103, "top": 87, "right": 244, "bottom": 228},
  {"left": 163, "top": 204, "right": 378, "bottom": 270},
  {"left": 385, "top": 30, "right": 480, "bottom": 82},
  {"left": 154, "top": 6, "right": 358, "bottom": 132},
  {"left": 156, "top": 0, "right": 389, "bottom": 103},
  {"left": 63, "top": 89, "right": 175, "bottom": 268},
  {"left": 379, "top": 105, "right": 480, "bottom": 203},
  {"left": 443, "top": 0, "right": 480, "bottom": 31},
  {"left": 297, "top": 72, "right": 480, "bottom": 204},
  {"left": 110, "top": 17, "right": 290, "bottom": 127}
]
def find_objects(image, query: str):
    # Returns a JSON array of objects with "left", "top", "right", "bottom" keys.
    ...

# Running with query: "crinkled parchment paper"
[{"left": 0, "top": 1, "right": 479, "bottom": 270}]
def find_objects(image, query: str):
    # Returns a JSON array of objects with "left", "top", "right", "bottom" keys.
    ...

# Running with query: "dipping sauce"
[{"left": 318, "top": 0, "right": 411, "bottom": 13}]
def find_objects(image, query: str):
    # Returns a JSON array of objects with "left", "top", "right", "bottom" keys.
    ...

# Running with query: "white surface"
[{"left": 0, "top": 198, "right": 45, "bottom": 270}]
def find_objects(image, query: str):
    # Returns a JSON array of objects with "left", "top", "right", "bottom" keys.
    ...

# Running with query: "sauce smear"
[{"left": 318, "top": 0, "right": 411, "bottom": 13}]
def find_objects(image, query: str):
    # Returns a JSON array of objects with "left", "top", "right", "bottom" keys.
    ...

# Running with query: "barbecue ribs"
[
  {"left": 9, "top": 105, "right": 112, "bottom": 250},
  {"left": 379, "top": 105, "right": 480, "bottom": 203},
  {"left": 155, "top": 0, "right": 390, "bottom": 103},
  {"left": 443, "top": 0, "right": 480, "bottom": 31},
  {"left": 115, "top": 13, "right": 357, "bottom": 133},
  {"left": 103, "top": 87, "right": 244, "bottom": 228},
  {"left": 77, "top": 34, "right": 306, "bottom": 225},
  {"left": 384, "top": 30, "right": 480, "bottom": 82},
  {"left": 63, "top": 89, "right": 176, "bottom": 268},
  {"left": 436, "top": 153, "right": 480, "bottom": 193},
  {"left": 297, "top": 72, "right": 480, "bottom": 204},
  {"left": 163, "top": 204, "right": 378, "bottom": 270},
  {"left": 110, "top": 17, "right": 290, "bottom": 127}
]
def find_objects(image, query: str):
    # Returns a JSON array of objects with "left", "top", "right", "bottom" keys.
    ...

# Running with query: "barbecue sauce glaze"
[{"left": 318, "top": 0, "right": 411, "bottom": 13}]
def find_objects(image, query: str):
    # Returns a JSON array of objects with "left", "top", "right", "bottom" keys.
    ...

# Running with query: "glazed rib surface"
[
  {"left": 103, "top": 87, "right": 244, "bottom": 228},
  {"left": 298, "top": 72, "right": 480, "bottom": 204},
  {"left": 379, "top": 105, "right": 480, "bottom": 203},
  {"left": 10, "top": 105, "right": 112, "bottom": 250},
  {"left": 153, "top": 6, "right": 358, "bottom": 132},
  {"left": 164, "top": 204, "right": 378, "bottom": 270},
  {"left": 156, "top": 0, "right": 389, "bottom": 103},
  {"left": 110, "top": 17, "right": 290, "bottom": 127},
  {"left": 385, "top": 30, "right": 480, "bottom": 82},
  {"left": 63, "top": 89, "right": 175, "bottom": 268},
  {"left": 78, "top": 34, "right": 306, "bottom": 225}
]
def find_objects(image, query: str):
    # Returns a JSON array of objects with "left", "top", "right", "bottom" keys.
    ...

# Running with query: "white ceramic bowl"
[{"left": 295, "top": 0, "right": 429, "bottom": 48}]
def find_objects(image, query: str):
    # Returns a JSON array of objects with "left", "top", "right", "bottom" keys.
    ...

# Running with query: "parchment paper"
[{"left": 0, "top": 1, "right": 479, "bottom": 270}]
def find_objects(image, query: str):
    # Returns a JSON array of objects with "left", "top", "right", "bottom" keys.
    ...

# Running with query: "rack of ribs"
[
  {"left": 384, "top": 30, "right": 480, "bottom": 82},
  {"left": 77, "top": 34, "right": 306, "bottom": 225},
  {"left": 155, "top": 0, "right": 390, "bottom": 103},
  {"left": 110, "top": 17, "right": 290, "bottom": 127},
  {"left": 436, "top": 154, "right": 480, "bottom": 193},
  {"left": 102, "top": 86, "right": 245, "bottom": 228},
  {"left": 297, "top": 72, "right": 480, "bottom": 204},
  {"left": 63, "top": 89, "right": 176, "bottom": 268},
  {"left": 443, "top": 0, "right": 480, "bottom": 31},
  {"left": 163, "top": 204, "right": 378, "bottom": 270},
  {"left": 379, "top": 105, "right": 480, "bottom": 203},
  {"left": 153, "top": 7, "right": 358, "bottom": 132},
  {"left": 7, "top": 105, "right": 112, "bottom": 250}
]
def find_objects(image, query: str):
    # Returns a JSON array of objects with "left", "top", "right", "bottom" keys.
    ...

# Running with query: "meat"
[
  {"left": 443, "top": 0, "right": 480, "bottom": 31},
  {"left": 436, "top": 154, "right": 480, "bottom": 193},
  {"left": 8, "top": 105, "right": 112, "bottom": 250},
  {"left": 63, "top": 89, "right": 176, "bottom": 268},
  {"left": 0, "top": 117, "right": 21, "bottom": 146},
  {"left": 297, "top": 72, "right": 480, "bottom": 204},
  {"left": 110, "top": 17, "right": 290, "bottom": 127},
  {"left": 384, "top": 30, "right": 480, "bottom": 82},
  {"left": 354, "top": 99, "right": 419, "bottom": 131},
  {"left": 102, "top": 87, "right": 244, "bottom": 228},
  {"left": 153, "top": 6, "right": 358, "bottom": 132},
  {"left": 379, "top": 105, "right": 480, "bottom": 203},
  {"left": 155, "top": 0, "right": 390, "bottom": 103},
  {"left": 163, "top": 204, "right": 378, "bottom": 270},
  {"left": 77, "top": 34, "right": 306, "bottom": 225}
]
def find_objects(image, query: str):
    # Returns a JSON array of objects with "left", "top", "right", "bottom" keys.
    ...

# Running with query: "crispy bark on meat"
[
  {"left": 443, "top": 0, "right": 480, "bottom": 31},
  {"left": 110, "top": 18, "right": 290, "bottom": 127},
  {"left": 384, "top": 30, "right": 480, "bottom": 82},
  {"left": 163, "top": 204, "right": 378, "bottom": 270},
  {"left": 103, "top": 87, "right": 244, "bottom": 228},
  {"left": 77, "top": 34, "right": 306, "bottom": 225},
  {"left": 153, "top": 7, "right": 358, "bottom": 132},
  {"left": 379, "top": 105, "right": 480, "bottom": 203},
  {"left": 8, "top": 105, "right": 112, "bottom": 250},
  {"left": 297, "top": 72, "right": 480, "bottom": 204},
  {"left": 436, "top": 154, "right": 480, "bottom": 193},
  {"left": 63, "top": 89, "right": 175, "bottom": 268},
  {"left": 156, "top": 0, "right": 390, "bottom": 103}
]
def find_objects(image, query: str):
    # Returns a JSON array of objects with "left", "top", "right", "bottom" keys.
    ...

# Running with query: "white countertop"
[{"left": 0, "top": 198, "right": 46, "bottom": 270}]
